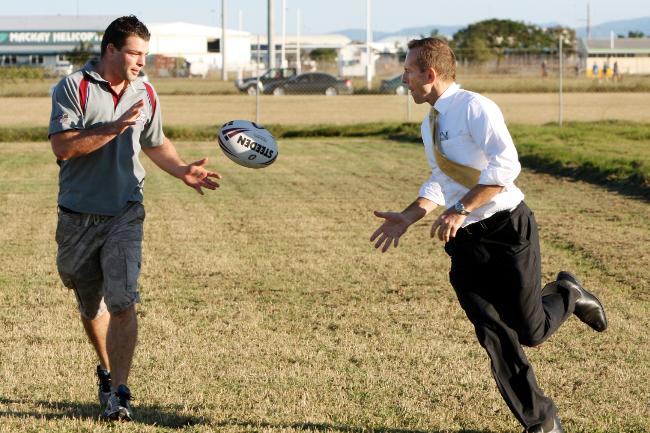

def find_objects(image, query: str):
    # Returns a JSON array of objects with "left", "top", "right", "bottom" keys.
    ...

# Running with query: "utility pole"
[
  {"left": 268, "top": 0, "right": 276, "bottom": 69},
  {"left": 587, "top": 2, "right": 591, "bottom": 39},
  {"left": 238, "top": 9, "right": 243, "bottom": 81},
  {"left": 221, "top": 0, "right": 227, "bottom": 80},
  {"left": 256, "top": 34, "right": 261, "bottom": 123},
  {"left": 281, "top": 0, "right": 286, "bottom": 68},
  {"left": 559, "top": 35, "right": 563, "bottom": 127},
  {"left": 366, "top": 0, "right": 372, "bottom": 90},
  {"left": 296, "top": 8, "right": 301, "bottom": 74}
]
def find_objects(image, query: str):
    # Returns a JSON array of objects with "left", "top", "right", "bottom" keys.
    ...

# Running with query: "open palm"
[{"left": 370, "top": 211, "right": 410, "bottom": 252}]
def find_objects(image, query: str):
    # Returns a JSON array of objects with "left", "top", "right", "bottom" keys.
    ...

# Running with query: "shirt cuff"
[
  {"left": 418, "top": 182, "right": 445, "bottom": 206},
  {"left": 48, "top": 121, "right": 83, "bottom": 138}
]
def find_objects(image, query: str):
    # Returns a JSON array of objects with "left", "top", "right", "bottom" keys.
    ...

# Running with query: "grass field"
[
  {"left": 2, "top": 92, "right": 650, "bottom": 128},
  {"left": 2, "top": 75, "right": 650, "bottom": 97},
  {"left": 3, "top": 121, "right": 648, "bottom": 195},
  {"left": 0, "top": 138, "right": 648, "bottom": 433}
]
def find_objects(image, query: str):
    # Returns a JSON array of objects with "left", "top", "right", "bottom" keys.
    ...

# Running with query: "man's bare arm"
[{"left": 50, "top": 100, "right": 144, "bottom": 160}]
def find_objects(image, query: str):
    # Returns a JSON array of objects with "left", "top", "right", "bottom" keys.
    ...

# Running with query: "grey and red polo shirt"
[{"left": 48, "top": 60, "right": 165, "bottom": 216}]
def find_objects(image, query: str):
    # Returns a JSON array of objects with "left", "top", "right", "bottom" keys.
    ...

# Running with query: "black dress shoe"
[
  {"left": 557, "top": 271, "right": 608, "bottom": 332},
  {"left": 524, "top": 414, "right": 565, "bottom": 433}
]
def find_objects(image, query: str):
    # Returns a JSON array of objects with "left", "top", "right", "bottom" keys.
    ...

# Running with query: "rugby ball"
[{"left": 217, "top": 120, "right": 278, "bottom": 168}]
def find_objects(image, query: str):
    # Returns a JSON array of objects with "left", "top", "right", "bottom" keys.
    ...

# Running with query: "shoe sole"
[{"left": 103, "top": 408, "right": 132, "bottom": 422}]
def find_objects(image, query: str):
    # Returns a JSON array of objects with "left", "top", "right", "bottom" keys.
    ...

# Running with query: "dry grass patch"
[
  {"left": 0, "top": 139, "right": 648, "bottom": 433},
  {"left": 2, "top": 93, "right": 650, "bottom": 128}
]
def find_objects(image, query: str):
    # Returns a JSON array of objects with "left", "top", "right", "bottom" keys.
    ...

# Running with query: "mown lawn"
[
  {"left": 0, "top": 138, "right": 648, "bottom": 433},
  {"left": 4, "top": 121, "right": 647, "bottom": 195}
]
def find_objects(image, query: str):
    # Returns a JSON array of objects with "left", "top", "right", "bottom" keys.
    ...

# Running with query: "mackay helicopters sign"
[{"left": 0, "top": 31, "right": 102, "bottom": 45}]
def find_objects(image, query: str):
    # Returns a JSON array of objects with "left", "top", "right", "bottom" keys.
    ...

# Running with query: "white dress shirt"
[{"left": 418, "top": 83, "right": 525, "bottom": 226}]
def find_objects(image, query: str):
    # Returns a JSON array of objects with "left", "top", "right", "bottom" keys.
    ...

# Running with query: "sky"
[{"left": 1, "top": 0, "right": 647, "bottom": 35}]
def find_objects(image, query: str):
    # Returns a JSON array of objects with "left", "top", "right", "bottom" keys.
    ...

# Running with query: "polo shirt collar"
[
  {"left": 81, "top": 60, "right": 147, "bottom": 91},
  {"left": 81, "top": 60, "right": 104, "bottom": 82},
  {"left": 433, "top": 82, "right": 459, "bottom": 115}
]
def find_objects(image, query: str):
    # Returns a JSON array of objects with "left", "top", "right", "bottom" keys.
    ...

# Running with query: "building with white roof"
[
  {"left": 0, "top": 15, "right": 250, "bottom": 74},
  {"left": 578, "top": 37, "right": 650, "bottom": 75}
]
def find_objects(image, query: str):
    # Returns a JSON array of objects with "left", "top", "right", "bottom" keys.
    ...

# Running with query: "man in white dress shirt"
[{"left": 370, "top": 37, "right": 607, "bottom": 433}]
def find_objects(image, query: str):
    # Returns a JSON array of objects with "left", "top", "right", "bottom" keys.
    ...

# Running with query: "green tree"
[
  {"left": 452, "top": 19, "right": 576, "bottom": 65},
  {"left": 67, "top": 40, "right": 96, "bottom": 67},
  {"left": 628, "top": 30, "right": 645, "bottom": 38},
  {"left": 456, "top": 36, "right": 493, "bottom": 64},
  {"left": 308, "top": 48, "right": 337, "bottom": 62}
]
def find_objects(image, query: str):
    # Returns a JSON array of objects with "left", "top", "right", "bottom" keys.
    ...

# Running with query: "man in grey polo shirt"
[{"left": 48, "top": 15, "right": 221, "bottom": 421}]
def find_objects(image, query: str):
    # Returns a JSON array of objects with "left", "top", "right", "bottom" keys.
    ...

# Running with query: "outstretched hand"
[
  {"left": 370, "top": 211, "right": 411, "bottom": 253},
  {"left": 181, "top": 157, "right": 222, "bottom": 194}
]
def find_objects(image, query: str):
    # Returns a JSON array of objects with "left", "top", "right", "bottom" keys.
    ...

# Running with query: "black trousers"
[{"left": 444, "top": 201, "right": 578, "bottom": 429}]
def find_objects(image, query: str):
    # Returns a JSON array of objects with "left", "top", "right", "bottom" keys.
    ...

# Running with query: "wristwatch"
[{"left": 453, "top": 200, "right": 471, "bottom": 216}]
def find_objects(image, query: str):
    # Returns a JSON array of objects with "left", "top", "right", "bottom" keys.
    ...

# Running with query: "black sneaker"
[
  {"left": 103, "top": 384, "right": 133, "bottom": 421},
  {"left": 96, "top": 365, "right": 111, "bottom": 407}
]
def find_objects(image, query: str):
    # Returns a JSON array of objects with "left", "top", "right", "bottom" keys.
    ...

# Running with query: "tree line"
[{"left": 445, "top": 19, "right": 576, "bottom": 64}]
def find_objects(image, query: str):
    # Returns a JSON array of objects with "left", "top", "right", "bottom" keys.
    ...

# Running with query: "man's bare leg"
[
  {"left": 81, "top": 311, "right": 110, "bottom": 370},
  {"left": 106, "top": 305, "right": 138, "bottom": 390}
]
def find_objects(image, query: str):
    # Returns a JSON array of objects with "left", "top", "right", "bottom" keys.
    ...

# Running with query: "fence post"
[
  {"left": 558, "top": 35, "right": 563, "bottom": 127},
  {"left": 256, "top": 34, "right": 261, "bottom": 124}
]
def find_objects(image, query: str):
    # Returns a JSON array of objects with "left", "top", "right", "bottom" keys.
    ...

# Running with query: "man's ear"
[
  {"left": 105, "top": 43, "right": 117, "bottom": 56},
  {"left": 426, "top": 67, "right": 437, "bottom": 84}
]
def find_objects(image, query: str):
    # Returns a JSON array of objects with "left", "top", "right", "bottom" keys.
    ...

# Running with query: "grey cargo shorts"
[{"left": 55, "top": 202, "right": 145, "bottom": 319}]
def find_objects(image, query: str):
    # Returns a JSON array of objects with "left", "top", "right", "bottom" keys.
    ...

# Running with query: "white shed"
[{"left": 147, "top": 22, "right": 251, "bottom": 72}]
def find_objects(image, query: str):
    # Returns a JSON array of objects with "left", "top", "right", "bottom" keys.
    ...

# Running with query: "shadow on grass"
[
  {"left": 0, "top": 399, "right": 500, "bottom": 433},
  {"left": 387, "top": 135, "right": 650, "bottom": 203},
  {"left": 520, "top": 155, "right": 650, "bottom": 203},
  {"left": 0, "top": 397, "right": 205, "bottom": 428},
  {"left": 213, "top": 418, "right": 497, "bottom": 433}
]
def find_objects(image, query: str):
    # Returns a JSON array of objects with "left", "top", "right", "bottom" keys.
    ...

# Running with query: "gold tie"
[{"left": 429, "top": 107, "right": 481, "bottom": 189}]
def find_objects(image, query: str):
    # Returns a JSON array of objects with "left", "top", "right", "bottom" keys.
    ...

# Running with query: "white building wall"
[
  {"left": 587, "top": 55, "right": 650, "bottom": 75},
  {"left": 337, "top": 44, "right": 378, "bottom": 77},
  {"left": 149, "top": 35, "right": 206, "bottom": 55},
  {"left": 609, "top": 57, "right": 650, "bottom": 74},
  {"left": 148, "top": 23, "right": 251, "bottom": 71}
]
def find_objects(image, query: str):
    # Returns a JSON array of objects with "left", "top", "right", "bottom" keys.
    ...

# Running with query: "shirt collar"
[
  {"left": 81, "top": 59, "right": 104, "bottom": 82},
  {"left": 432, "top": 82, "right": 459, "bottom": 115},
  {"left": 81, "top": 59, "right": 146, "bottom": 91}
]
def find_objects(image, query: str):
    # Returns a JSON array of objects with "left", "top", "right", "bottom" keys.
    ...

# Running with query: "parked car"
[
  {"left": 379, "top": 73, "right": 408, "bottom": 95},
  {"left": 235, "top": 68, "right": 297, "bottom": 95},
  {"left": 269, "top": 72, "right": 353, "bottom": 96}
]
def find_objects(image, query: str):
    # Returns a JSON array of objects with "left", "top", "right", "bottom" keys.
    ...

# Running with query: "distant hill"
[
  {"left": 332, "top": 17, "right": 650, "bottom": 42},
  {"left": 576, "top": 16, "right": 650, "bottom": 38},
  {"left": 331, "top": 24, "right": 463, "bottom": 42}
]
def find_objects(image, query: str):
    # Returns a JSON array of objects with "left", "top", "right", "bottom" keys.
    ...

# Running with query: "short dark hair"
[
  {"left": 101, "top": 15, "right": 150, "bottom": 57},
  {"left": 407, "top": 37, "right": 456, "bottom": 81}
]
